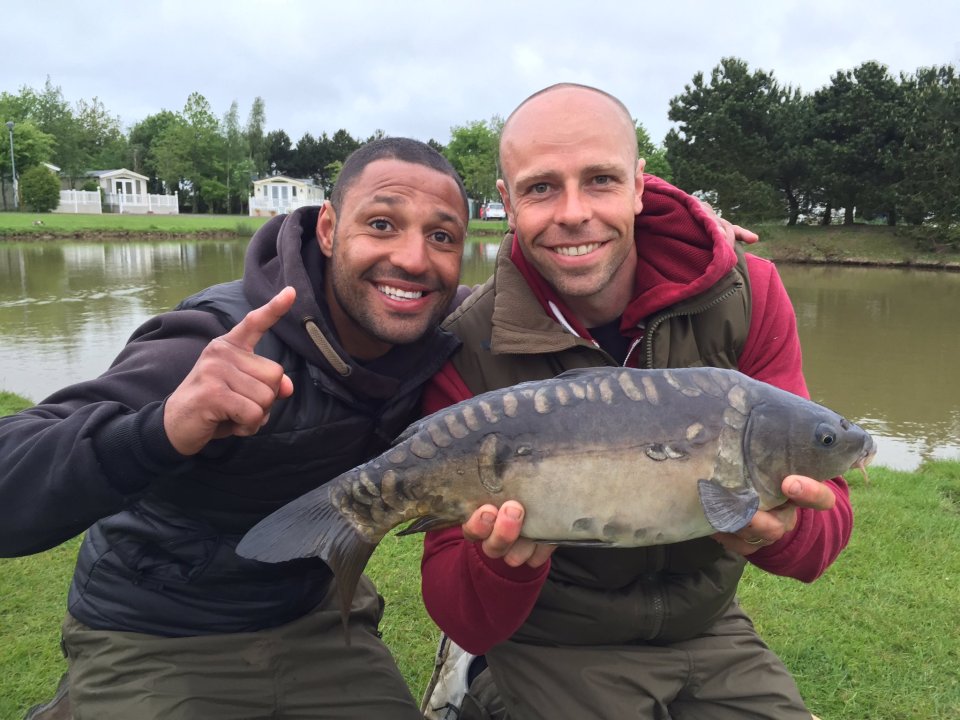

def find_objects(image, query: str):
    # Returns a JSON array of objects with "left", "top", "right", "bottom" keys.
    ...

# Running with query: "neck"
[{"left": 566, "top": 252, "right": 636, "bottom": 327}]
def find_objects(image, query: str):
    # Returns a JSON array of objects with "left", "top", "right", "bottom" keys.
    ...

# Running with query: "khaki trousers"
[
  {"left": 473, "top": 601, "right": 811, "bottom": 720},
  {"left": 61, "top": 576, "right": 420, "bottom": 720}
]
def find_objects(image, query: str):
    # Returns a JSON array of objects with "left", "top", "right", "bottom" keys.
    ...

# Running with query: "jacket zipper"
[
  {"left": 641, "top": 282, "right": 743, "bottom": 369},
  {"left": 637, "top": 281, "right": 742, "bottom": 638}
]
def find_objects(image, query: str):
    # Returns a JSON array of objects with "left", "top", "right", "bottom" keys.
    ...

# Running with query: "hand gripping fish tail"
[{"left": 236, "top": 481, "right": 381, "bottom": 643}]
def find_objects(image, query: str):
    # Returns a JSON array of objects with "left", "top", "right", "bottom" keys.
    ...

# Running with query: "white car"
[{"left": 483, "top": 202, "right": 506, "bottom": 220}]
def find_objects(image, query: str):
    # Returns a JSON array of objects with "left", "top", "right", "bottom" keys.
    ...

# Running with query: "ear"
[
  {"left": 634, "top": 158, "right": 646, "bottom": 214},
  {"left": 497, "top": 179, "right": 515, "bottom": 229},
  {"left": 316, "top": 201, "right": 336, "bottom": 258}
]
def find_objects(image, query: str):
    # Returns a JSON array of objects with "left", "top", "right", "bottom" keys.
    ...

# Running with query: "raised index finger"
[{"left": 222, "top": 286, "right": 296, "bottom": 352}]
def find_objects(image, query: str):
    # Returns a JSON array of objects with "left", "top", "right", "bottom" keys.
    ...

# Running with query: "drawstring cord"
[{"left": 303, "top": 318, "right": 352, "bottom": 377}]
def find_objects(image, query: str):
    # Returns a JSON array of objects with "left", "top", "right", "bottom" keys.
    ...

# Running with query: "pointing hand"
[{"left": 163, "top": 287, "right": 296, "bottom": 456}]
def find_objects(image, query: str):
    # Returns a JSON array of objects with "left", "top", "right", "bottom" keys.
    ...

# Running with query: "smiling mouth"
[
  {"left": 551, "top": 243, "right": 602, "bottom": 257},
  {"left": 377, "top": 284, "right": 424, "bottom": 301}
]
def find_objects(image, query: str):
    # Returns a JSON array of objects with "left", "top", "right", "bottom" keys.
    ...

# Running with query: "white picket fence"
[
  {"left": 104, "top": 192, "right": 179, "bottom": 215},
  {"left": 53, "top": 190, "right": 180, "bottom": 215},
  {"left": 54, "top": 190, "right": 102, "bottom": 214}
]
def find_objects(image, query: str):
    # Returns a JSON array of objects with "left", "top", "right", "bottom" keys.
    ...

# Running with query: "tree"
[
  {"left": 265, "top": 129, "right": 293, "bottom": 175},
  {"left": 245, "top": 97, "right": 268, "bottom": 178},
  {"left": 129, "top": 110, "right": 181, "bottom": 194},
  {"left": 315, "top": 130, "right": 361, "bottom": 193},
  {"left": 897, "top": 65, "right": 960, "bottom": 227},
  {"left": 20, "top": 164, "right": 61, "bottom": 212},
  {"left": 151, "top": 92, "right": 225, "bottom": 213},
  {"left": 444, "top": 117, "right": 502, "bottom": 203},
  {"left": 0, "top": 121, "right": 56, "bottom": 211},
  {"left": 329, "top": 129, "right": 361, "bottom": 161},
  {"left": 635, "top": 123, "right": 672, "bottom": 181},
  {"left": 665, "top": 57, "right": 807, "bottom": 223},
  {"left": 290, "top": 132, "right": 322, "bottom": 179},
  {"left": 222, "top": 101, "right": 251, "bottom": 214},
  {"left": 75, "top": 97, "right": 128, "bottom": 171},
  {"left": 26, "top": 78, "right": 88, "bottom": 183},
  {"left": 810, "top": 62, "right": 903, "bottom": 225},
  {"left": 150, "top": 114, "right": 193, "bottom": 207}
]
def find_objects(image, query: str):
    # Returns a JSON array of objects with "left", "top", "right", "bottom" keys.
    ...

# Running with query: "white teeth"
[
  {"left": 378, "top": 284, "right": 423, "bottom": 300},
  {"left": 553, "top": 243, "right": 601, "bottom": 257}
]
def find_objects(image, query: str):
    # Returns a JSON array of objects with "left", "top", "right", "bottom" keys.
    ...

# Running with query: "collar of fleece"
[{"left": 509, "top": 174, "right": 739, "bottom": 339}]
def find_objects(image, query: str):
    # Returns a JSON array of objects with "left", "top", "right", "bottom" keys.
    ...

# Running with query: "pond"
[{"left": 1, "top": 237, "right": 957, "bottom": 471}]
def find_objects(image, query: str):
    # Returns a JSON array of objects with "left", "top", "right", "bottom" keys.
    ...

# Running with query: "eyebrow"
[
  {"left": 369, "top": 194, "right": 403, "bottom": 206},
  {"left": 361, "top": 195, "right": 465, "bottom": 229},
  {"left": 514, "top": 162, "right": 626, "bottom": 188}
]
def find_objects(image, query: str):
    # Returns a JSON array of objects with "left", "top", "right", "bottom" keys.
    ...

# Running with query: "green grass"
[
  {"left": 0, "top": 211, "right": 506, "bottom": 241},
  {"left": 0, "top": 391, "right": 33, "bottom": 416},
  {"left": 1, "top": 405, "right": 958, "bottom": 719},
  {"left": 0, "top": 211, "right": 271, "bottom": 238},
  {"left": 468, "top": 218, "right": 509, "bottom": 235},
  {"left": 749, "top": 223, "right": 960, "bottom": 270},
  {"left": 738, "top": 462, "right": 960, "bottom": 719}
]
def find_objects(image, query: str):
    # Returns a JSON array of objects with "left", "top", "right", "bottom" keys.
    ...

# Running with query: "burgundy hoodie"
[{"left": 420, "top": 175, "right": 853, "bottom": 655}]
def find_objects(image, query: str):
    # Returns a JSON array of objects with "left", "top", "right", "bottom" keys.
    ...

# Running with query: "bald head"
[{"left": 500, "top": 83, "right": 639, "bottom": 197}]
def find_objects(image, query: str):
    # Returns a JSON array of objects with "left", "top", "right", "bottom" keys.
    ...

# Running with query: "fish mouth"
[{"left": 853, "top": 436, "right": 877, "bottom": 485}]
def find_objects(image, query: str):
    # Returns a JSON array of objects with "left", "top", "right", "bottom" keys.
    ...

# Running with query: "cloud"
[{"left": 3, "top": 0, "right": 957, "bottom": 146}]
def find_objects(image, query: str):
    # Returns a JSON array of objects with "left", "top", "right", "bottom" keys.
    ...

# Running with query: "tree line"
[
  {"left": 2, "top": 58, "right": 958, "bottom": 228},
  {"left": 666, "top": 58, "right": 959, "bottom": 227}
]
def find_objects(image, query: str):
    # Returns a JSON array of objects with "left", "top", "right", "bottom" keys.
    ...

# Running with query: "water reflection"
[
  {"left": 0, "top": 238, "right": 957, "bottom": 471},
  {"left": 778, "top": 265, "right": 960, "bottom": 470},
  {"left": 0, "top": 240, "right": 247, "bottom": 404}
]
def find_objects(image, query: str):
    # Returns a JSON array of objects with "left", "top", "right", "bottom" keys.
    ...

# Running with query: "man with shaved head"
[{"left": 420, "top": 84, "right": 850, "bottom": 719}]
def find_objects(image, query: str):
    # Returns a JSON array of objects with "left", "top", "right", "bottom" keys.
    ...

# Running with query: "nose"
[
  {"left": 554, "top": 186, "right": 591, "bottom": 227},
  {"left": 390, "top": 232, "right": 431, "bottom": 276}
]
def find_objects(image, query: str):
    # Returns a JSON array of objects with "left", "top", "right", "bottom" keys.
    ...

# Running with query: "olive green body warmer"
[{"left": 443, "top": 239, "right": 752, "bottom": 644}]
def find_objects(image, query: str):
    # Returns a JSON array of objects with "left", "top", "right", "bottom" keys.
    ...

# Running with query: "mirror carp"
[{"left": 237, "top": 366, "right": 875, "bottom": 632}]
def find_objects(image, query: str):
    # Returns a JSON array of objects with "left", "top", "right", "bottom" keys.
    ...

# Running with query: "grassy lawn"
[
  {"left": 0, "top": 211, "right": 508, "bottom": 243},
  {"left": 748, "top": 223, "right": 960, "bottom": 270},
  {"left": 0, "top": 211, "right": 271, "bottom": 238},
  {"left": 1, "top": 441, "right": 958, "bottom": 717}
]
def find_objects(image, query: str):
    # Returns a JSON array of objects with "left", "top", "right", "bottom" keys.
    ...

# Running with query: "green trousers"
[
  {"left": 465, "top": 601, "right": 812, "bottom": 720},
  {"left": 61, "top": 576, "right": 420, "bottom": 720}
]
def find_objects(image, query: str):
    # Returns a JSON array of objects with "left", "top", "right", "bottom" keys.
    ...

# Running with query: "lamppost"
[{"left": 5, "top": 121, "right": 17, "bottom": 210}]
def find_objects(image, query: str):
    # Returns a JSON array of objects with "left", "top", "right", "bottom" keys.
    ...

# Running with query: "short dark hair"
[{"left": 330, "top": 137, "right": 468, "bottom": 216}]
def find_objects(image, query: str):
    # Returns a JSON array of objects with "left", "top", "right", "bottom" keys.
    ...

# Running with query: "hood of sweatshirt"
[
  {"left": 242, "top": 206, "right": 458, "bottom": 401},
  {"left": 510, "top": 174, "right": 740, "bottom": 339}
]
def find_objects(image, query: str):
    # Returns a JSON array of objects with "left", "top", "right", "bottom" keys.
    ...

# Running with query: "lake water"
[{"left": 1, "top": 237, "right": 957, "bottom": 471}]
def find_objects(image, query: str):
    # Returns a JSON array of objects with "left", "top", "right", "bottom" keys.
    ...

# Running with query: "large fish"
[{"left": 237, "top": 367, "right": 875, "bottom": 628}]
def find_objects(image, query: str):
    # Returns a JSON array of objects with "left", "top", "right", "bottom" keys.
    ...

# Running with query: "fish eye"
[{"left": 816, "top": 423, "right": 837, "bottom": 447}]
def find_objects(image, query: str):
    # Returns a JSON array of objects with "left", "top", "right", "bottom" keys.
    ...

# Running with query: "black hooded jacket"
[{"left": 0, "top": 207, "right": 460, "bottom": 636}]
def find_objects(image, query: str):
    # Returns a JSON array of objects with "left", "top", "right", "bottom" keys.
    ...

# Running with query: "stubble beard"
[{"left": 327, "top": 253, "right": 451, "bottom": 349}]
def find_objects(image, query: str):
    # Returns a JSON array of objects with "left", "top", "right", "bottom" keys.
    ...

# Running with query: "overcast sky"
[{"left": 3, "top": 1, "right": 958, "bottom": 146}]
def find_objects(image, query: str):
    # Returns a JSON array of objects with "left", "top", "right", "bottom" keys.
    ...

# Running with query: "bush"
[{"left": 20, "top": 165, "right": 61, "bottom": 213}]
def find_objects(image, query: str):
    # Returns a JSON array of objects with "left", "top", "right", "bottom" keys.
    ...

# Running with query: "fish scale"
[{"left": 237, "top": 366, "right": 876, "bottom": 639}]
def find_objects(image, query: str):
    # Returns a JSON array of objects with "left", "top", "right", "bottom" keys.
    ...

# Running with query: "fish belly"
[{"left": 501, "top": 452, "right": 720, "bottom": 547}]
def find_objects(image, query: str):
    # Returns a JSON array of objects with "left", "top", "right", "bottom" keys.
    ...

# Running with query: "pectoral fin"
[
  {"left": 396, "top": 515, "right": 460, "bottom": 535},
  {"left": 697, "top": 480, "right": 760, "bottom": 533}
]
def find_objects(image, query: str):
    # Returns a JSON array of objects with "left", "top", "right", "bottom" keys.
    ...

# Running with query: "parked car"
[{"left": 482, "top": 202, "right": 506, "bottom": 220}]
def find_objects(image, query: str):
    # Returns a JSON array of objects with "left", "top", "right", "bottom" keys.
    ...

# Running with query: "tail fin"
[{"left": 236, "top": 483, "right": 379, "bottom": 641}]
